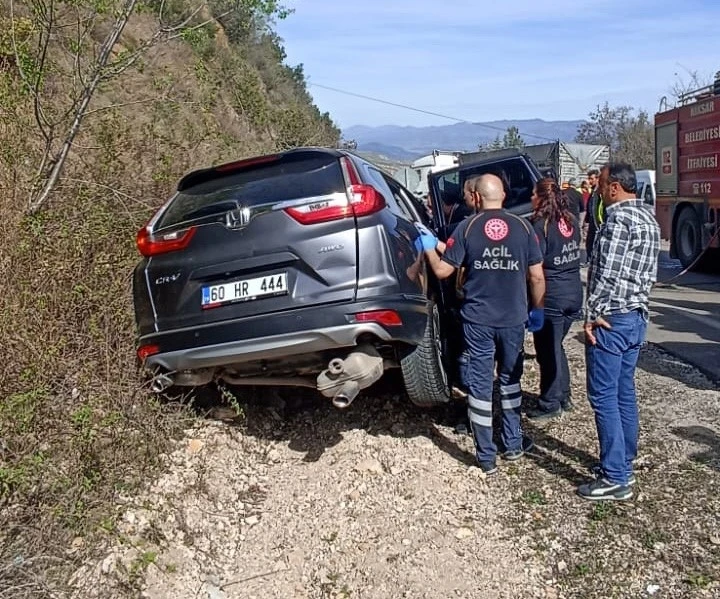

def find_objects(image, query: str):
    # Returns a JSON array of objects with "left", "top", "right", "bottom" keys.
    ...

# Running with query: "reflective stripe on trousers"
[
  {"left": 468, "top": 395, "right": 492, "bottom": 428},
  {"left": 462, "top": 323, "right": 526, "bottom": 462},
  {"left": 500, "top": 383, "right": 521, "bottom": 410}
]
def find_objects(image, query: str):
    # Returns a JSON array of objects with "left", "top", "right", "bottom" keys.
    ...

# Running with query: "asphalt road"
[
  {"left": 578, "top": 248, "right": 720, "bottom": 383},
  {"left": 646, "top": 252, "right": 720, "bottom": 383}
]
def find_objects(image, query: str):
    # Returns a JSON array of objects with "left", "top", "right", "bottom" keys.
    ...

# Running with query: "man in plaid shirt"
[{"left": 578, "top": 162, "right": 660, "bottom": 502}]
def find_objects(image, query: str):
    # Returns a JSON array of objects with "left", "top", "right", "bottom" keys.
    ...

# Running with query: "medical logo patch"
[
  {"left": 484, "top": 218, "right": 509, "bottom": 241},
  {"left": 558, "top": 218, "right": 573, "bottom": 239}
]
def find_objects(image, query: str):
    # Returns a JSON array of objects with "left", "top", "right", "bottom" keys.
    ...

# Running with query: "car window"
[
  {"left": 636, "top": 182, "right": 645, "bottom": 200},
  {"left": 361, "top": 164, "right": 403, "bottom": 214},
  {"left": 382, "top": 174, "right": 422, "bottom": 221},
  {"left": 159, "top": 154, "right": 344, "bottom": 230},
  {"left": 397, "top": 185, "right": 427, "bottom": 221},
  {"left": 430, "top": 155, "right": 538, "bottom": 230},
  {"left": 457, "top": 157, "right": 533, "bottom": 210},
  {"left": 436, "top": 170, "right": 461, "bottom": 204},
  {"left": 643, "top": 182, "right": 654, "bottom": 205}
]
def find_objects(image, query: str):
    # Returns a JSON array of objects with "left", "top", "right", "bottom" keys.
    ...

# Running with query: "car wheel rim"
[{"left": 432, "top": 305, "right": 448, "bottom": 389}]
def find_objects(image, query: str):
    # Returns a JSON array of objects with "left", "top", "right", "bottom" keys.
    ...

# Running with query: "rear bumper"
[{"left": 139, "top": 296, "right": 430, "bottom": 372}]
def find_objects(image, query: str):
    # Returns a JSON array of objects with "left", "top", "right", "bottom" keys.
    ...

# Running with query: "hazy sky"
[{"left": 275, "top": 0, "right": 720, "bottom": 130}]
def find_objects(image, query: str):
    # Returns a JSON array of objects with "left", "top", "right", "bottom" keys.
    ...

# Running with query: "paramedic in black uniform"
[
  {"left": 415, "top": 174, "right": 546, "bottom": 474},
  {"left": 526, "top": 178, "right": 583, "bottom": 420}
]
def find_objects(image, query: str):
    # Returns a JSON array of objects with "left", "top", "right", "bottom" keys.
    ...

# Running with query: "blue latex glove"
[
  {"left": 414, "top": 222, "right": 438, "bottom": 252},
  {"left": 527, "top": 308, "right": 545, "bottom": 332}
]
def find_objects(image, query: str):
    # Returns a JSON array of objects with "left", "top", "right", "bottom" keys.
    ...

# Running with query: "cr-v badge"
[{"left": 155, "top": 272, "right": 181, "bottom": 285}]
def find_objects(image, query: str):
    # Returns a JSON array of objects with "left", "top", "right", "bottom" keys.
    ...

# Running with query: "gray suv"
[{"left": 132, "top": 147, "right": 451, "bottom": 408}]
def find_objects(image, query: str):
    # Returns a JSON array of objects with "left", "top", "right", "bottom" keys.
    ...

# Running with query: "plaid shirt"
[{"left": 586, "top": 198, "right": 660, "bottom": 322}]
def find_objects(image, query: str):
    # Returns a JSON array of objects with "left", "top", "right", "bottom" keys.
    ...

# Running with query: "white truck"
[
  {"left": 635, "top": 169, "right": 656, "bottom": 212},
  {"left": 519, "top": 142, "right": 610, "bottom": 185},
  {"left": 392, "top": 150, "right": 460, "bottom": 198}
]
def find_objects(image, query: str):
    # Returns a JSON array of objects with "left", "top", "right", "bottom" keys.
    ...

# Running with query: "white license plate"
[{"left": 201, "top": 273, "right": 288, "bottom": 308}]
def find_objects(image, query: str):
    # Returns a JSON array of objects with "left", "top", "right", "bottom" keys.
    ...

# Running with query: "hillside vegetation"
[{"left": 0, "top": 0, "right": 338, "bottom": 595}]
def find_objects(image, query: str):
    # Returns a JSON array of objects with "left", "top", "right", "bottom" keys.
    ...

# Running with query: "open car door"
[{"left": 426, "top": 150, "right": 544, "bottom": 382}]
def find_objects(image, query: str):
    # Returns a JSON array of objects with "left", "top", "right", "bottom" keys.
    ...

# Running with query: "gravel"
[{"left": 71, "top": 325, "right": 720, "bottom": 598}]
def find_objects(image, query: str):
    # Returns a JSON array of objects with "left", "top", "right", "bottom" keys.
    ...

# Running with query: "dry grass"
[
  {"left": 0, "top": 2, "right": 338, "bottom": 596},
  {"left": 502, "top": 339, "right": 720, "bottom": 598}
]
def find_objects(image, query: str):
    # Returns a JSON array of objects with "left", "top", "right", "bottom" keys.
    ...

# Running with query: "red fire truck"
[{"left": 655, "top": 77, "right": 720, "bottom": 269}]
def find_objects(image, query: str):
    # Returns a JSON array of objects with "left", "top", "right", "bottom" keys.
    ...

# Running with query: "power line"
[{"left": 308, "top": 82, "right": 557, "bottom": 142}]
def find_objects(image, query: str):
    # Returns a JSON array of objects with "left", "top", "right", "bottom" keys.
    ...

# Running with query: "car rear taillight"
[
  {"left": 283, "top": 197, "right": 354, "bottom": 225},
  {"left": 136, "top": 226, "right": 196, "bottom": 257},
  {"left": 340, "top": 155, "right": 361, "bottom": 185},
  {"left": 284, "top": 185, "right": 385, "bottom": 225},
  {"left": 283, "top": 156, "right": 385, "bottom": 225},
  {"left": 353, "top": 310, "right": 403, "bottom": 326},
  {"left": 137, "top": 344, "right": 160, "bottom": 361},
  {"left": 348, "top": 184, "right": 385, "bottom": 217}
]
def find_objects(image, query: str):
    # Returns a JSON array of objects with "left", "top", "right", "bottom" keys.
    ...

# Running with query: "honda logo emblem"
[{"left": 226, "top": 206, "right": 251, "bottom": 229}]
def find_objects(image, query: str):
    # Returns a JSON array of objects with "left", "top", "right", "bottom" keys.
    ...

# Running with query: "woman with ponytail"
[{"left": 526, "top": 178, "right": 583, "bottom": 420}]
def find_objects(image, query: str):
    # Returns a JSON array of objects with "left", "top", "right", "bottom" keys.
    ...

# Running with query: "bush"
[{"left": 1, "top": 5, "right": 338, "bottom": 599}]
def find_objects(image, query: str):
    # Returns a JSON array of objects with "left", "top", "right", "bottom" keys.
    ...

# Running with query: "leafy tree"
[
  {"left": 479, "top": 135, "right": 502, "bottom": 151},
  {"left": 479, "top": 126, "right": 525, "bottom": 151},
  {"left": 502, "top": 125, "right": 525, "bottom": 149},
  {"left": 575, "top": 102, "right": 654, "bottom": 169}
]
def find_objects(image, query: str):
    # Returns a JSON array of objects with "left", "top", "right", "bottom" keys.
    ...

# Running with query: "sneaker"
[
  {"left": 502, "top": 436, "right": 535, "bottom": 461},
  {"left": 478, "top": 460, "right": 498, "bottom": 475},
  {"left": 526, "top": 406, "right": 562, "bottom": 421},
  {"left": 590, "top": 464, "right": 636, "bottom": 486},
  {"left": 577, "top": 477, "right": 633, "bottom": 501}
]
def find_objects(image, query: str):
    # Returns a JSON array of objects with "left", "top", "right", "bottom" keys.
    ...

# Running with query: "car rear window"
[
  {"left": 434, "top": 157, "right": 535, "bottom": 210},
  {"left": 157, "top": 153, "right": 345, "bottom": 230}
]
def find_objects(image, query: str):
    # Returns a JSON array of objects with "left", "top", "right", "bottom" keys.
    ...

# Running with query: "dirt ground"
[{"left": 70, "top": 325, "right": 720, "bottom": 599}]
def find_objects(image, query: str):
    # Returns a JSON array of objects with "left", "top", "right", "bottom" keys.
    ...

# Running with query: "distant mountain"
[
  {"left": 344, "top": 119, "right": 585, "bottom": 160},
  {"left": 354, "top": 151, "right": 409, "bottom": 174},
  {"left": 354, "top": 142, "right": 418, "bottom": 162}
]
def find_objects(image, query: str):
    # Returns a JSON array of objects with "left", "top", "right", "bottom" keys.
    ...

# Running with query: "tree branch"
[
  {"left": 23, "top": 0, "right": 238, "bottom": 214},
  {"left": 28, "top": 0, "right": 140, "bottom": 214},
  {"left": 9, "top": 0, "right": 53, "bottom": 141}
]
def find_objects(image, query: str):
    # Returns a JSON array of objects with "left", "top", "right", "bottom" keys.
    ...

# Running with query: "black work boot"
[{"left": 526, "top": 406, "right": 562, "bottom": 421}]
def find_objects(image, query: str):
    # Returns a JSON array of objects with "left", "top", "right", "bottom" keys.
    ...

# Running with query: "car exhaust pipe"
[
  {"left": 331, "top": 380, "right": 360, "bottom": 409},
  {"left": 317, "top": 344, "right": 384, "bottom": 409},
  {"left": 150, "top": 373, "right": 174, "bottom": 393}
]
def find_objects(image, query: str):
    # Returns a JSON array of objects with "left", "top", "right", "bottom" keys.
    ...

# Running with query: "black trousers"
[{"left": 532, "top": 313, "right": 574, "bottom": 412}]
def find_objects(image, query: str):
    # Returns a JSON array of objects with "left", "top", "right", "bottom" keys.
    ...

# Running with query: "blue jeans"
[
  {"left": 462, "top": 323, "right": 525, "bottom": 463},
  {"left": 585, "top": 310, "right": 647, "bottom": 485}
]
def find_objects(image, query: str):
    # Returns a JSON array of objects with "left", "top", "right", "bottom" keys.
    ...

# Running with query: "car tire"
[{"left": 400, "top": 302, "right": 451, "bottom": 407}]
